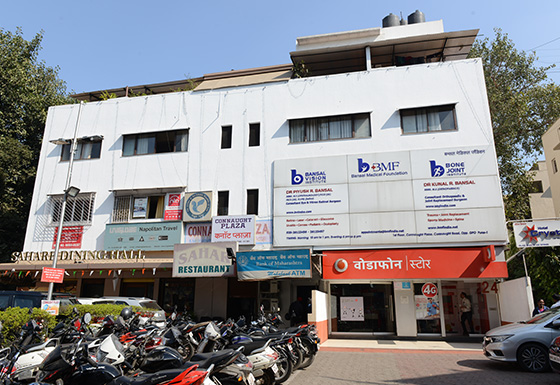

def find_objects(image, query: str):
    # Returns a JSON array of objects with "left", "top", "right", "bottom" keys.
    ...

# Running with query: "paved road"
[{"left": 285, "top": 347, "right": 560, "bottom": 385}]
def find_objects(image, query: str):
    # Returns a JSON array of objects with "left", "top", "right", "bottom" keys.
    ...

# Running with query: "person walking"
[
  {"left": 460, "top": 292, "right": 474, "bottom": 336},
  {"left": 532, "top": 299, "right": 549, "bottom": 316}
]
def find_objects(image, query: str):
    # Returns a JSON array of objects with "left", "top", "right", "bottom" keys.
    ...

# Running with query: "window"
[
  {"left": 401, "top": 104, "right": 457, "bottom": 134},
  {"left": 112, "top": 195, "right": 165, "bottom": 222},
  {"left": 49, "top": 192, "right": 95, "bottom": 226},
  {"left": 221, "top": 125, "right": 232, "bottom": 149},
  {"left": 218, "top": 191, "right": 229, "bottom": 216},
  {"left": 122, "top": 129, "right": 188, "bottom": 156},
  {"left": 61, "top": 139, "right": 102, "bottom": 161},
  {"left": 531, "top": 181, "right": 544, "bottom": 194},
  {"left": 553, "top": 159, "right": 558, "bottom": 174},
  {"left": 247, "top": 189, "right": 259, "bottom": 215},
  {"left": 289, "top": 113, "right": 370, "bottom": 143},
  {"left": 249, "top": 123, "right": 260, "bottom": 147}
]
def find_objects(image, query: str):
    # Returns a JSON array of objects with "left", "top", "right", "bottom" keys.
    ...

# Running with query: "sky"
[{"left": 1, "top": 1, "right": 560, "bottom": 95}]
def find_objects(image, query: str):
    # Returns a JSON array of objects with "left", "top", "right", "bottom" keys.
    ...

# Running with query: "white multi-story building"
[{"left": 4, "top": 13, "right": 508, "bottom": 339}]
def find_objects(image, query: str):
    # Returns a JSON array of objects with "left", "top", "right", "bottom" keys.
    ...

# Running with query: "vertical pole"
[{"left": 47, "top": 101, "right": 84, "bottom": 301}]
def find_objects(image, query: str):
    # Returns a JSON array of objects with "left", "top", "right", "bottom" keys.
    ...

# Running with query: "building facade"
[{"left": 3, "top": 16, "right": 508, "bottom": 338}]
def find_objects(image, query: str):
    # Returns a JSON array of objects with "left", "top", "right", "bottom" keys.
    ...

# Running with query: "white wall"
[{"left": 25, "top": 59, "right": 495, "bottom": 253}]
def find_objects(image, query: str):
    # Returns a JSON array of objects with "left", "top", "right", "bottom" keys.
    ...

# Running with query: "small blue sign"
[{"left": 236, "top": 249, "right": 311, "bottom": 280}]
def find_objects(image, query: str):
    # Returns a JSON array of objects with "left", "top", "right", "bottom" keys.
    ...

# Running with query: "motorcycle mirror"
[
  {"left": 171, "top": 312, "right": 177, "bottom": 321},
  {"left": 83, "top": 312, "right": 92, "bottom": 324},
  {"left": 73, "top": 307, "right": 79, "bottom": 315}
]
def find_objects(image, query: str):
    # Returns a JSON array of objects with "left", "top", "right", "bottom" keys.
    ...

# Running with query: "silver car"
[{"left": 483, "top": 307, "right": 560, "bottom": 372}]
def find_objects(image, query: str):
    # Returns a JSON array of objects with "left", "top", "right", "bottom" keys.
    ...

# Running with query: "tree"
[
  {"left": 469, "top": 29, "right": 560, "bottom": 221},
  {"left": 0, "top": 28, "right": 73, "bottom": 262}
]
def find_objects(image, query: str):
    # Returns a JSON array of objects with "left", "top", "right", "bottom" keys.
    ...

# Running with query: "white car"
[{"left": 77, "top": 296, "right": 166, "bottom": 327}]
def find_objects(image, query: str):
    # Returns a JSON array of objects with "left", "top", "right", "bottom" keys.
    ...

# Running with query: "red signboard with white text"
[
  {"left": 323, "top": 247, "right": 507, "bottom": 280},
  {"left": 41, "top": 267, "right": 65, "bottom": 283},
  {"left": 52, "top": 226, "right": 83, "bottom": 249},
  {"left": 164, "top": 193, "right": 183, "bottom": 221}
]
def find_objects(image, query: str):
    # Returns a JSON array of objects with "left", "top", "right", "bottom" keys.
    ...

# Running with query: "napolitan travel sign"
[{"left": 513, "top": 220, "right": 560, "bottom": 248}]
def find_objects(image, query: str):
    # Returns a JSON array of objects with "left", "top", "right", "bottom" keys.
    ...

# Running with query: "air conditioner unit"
[
  {"left": 261, "top": 298, "right": 279, "bottom": 313},
  {"left": 260, "top": 281, "right": 279, "bottom": 294}
]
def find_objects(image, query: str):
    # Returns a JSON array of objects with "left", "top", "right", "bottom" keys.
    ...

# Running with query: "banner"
[
  {"left": 52, "top": 226, "right": 83, "bottom": 249},
  {"left": 236, "top": 249, "right": 311, "bottom": 280},
  {"left": 164, "top": 193, "right": 183, "bottom": 220},
  {"left": 41, "top": 267, "right": 65, "bottom": 283}
]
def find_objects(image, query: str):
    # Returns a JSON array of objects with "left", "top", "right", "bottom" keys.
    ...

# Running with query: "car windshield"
[
  {"left": 526, "top": 307, "right": 560, "bottom": 324},
  {"left": 140, "top": 301, "right": 163, "bottom": 310}
]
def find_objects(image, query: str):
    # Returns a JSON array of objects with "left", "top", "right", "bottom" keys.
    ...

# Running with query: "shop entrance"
[{"left": 330, "top": 283, "right": 395, "bottom": 335}]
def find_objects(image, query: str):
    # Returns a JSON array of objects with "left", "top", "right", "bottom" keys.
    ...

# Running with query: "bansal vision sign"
[{"left": 273, "top": 146, "right": 507, "bottom": 248}]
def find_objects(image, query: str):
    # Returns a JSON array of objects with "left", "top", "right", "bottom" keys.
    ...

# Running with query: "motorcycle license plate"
[
  {"left": 271, "top": 364, "right": 279, "bottom": 374},
  {"left": 317, "top": 343, "right": 320, "bottom": 350},
  {"left": 247, "top": 373, "right": 256, "bottom": 385}
]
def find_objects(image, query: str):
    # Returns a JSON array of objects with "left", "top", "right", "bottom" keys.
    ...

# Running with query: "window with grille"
[
  {"left": 48, "top": 193, "right": 95, "bottom": 226},
  {"left": 289, "top": 113, "right": 371, "bottom": 143}
]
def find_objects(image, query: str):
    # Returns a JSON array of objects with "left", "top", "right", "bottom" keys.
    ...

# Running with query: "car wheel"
[{"left": 517, "top": 343, "right": 550, "bottom": 372}]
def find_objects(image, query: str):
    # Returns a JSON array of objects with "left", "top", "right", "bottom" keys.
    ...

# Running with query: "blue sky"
[{"left": 2, "top": 1, "right": 559, "bottom": 94}]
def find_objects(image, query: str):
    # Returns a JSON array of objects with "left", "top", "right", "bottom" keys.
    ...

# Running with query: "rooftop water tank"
[
  {"left": 408, "top": 10, "right": 425, "bottom": 24},
  {"left": 382, "top": 13, "right": 400, "bottom": 28}
]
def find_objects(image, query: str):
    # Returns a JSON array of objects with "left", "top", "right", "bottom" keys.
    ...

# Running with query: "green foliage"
[
  {"left": 292, "top": 60, "right": 310, "bottom": 78},
  {"left": 0, "top": 307, "right": 56, "bottom": 343},
  {"left": 469, "top": 29, "right": 560, "bottom": 220},
  {"left": 99, "top": 90, "right": 117, "bottom": 100},
  {"left": 0, "top": 28, "right": 73, "bottom": 262}
]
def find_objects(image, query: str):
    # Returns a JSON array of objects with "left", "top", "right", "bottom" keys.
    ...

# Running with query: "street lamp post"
[{"left": 47, "top": 101, "right": 84, "bottom": 301}]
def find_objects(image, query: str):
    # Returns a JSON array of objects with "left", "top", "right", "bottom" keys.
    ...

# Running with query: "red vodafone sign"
[
  {"left": 41, "top": 267, "right": 65, "bottom": 284},
  {"left": 421, "top": 282, "right": 438, "bottom": 298}
]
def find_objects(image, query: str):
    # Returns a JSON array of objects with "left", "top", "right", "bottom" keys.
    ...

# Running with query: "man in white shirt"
[{"left": 460, "top": 292, "right": 474, "bottom": 336}]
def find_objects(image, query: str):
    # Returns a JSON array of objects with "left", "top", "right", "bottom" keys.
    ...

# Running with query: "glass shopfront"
[{"left": 330, "top": 283, "right": 395, "bottom": 335}]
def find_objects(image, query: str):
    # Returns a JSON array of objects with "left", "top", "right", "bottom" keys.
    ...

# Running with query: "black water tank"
[
  {"left": 382, "top": 13, "right": 400, "bottom": 28},
  {"left": 408, "top": 10, "right": 425, "bottom": 24}
]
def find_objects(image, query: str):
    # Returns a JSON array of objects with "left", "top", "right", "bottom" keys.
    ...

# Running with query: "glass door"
[{"left": 330, "top": 283, "right": 395, "bottom": 334}]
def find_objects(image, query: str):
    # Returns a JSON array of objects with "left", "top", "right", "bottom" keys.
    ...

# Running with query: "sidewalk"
[{"left": 320, "top": 338, "right": 481, "bottom": 351}]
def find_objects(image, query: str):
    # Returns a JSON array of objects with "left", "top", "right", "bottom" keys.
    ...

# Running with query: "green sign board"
[{"left": 104, "top": 222, "right": 182, "bottom": 251}]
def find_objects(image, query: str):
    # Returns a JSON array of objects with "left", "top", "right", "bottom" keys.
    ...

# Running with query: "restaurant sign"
[{"left": 173, "top": 242, "right": 236, "bottom": 277}]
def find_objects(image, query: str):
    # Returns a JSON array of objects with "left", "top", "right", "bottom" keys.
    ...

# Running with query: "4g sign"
[{"left": 421, "top": 282, "right": 438, "bottom": 298}]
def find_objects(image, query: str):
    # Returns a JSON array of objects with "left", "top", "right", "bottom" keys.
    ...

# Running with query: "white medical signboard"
[
  {"left": 513, "top": 220, "right": 560, "bottom": 248},
  {"left": 273, "top": 146, "right": 507, "bottom": 247}
]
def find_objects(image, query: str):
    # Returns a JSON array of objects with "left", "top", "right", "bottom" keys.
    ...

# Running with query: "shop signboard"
[
  {"left": 323, "top": 247, "right": 507, "bottom": 280},
  {"left": 183, "top": 191, "right": 213, "bottom": 222},
  {"left": 52, "top": 226, "right": 83, "bottom": 249},
  {"left": 164, "top": 193, "right": 183, "bottom": 221},
  {"left": 104, "top": 222, "right": 182, "bottom": 251},
  {"left": 255, "top": 219, "right": 273, "bottom": 246},
  {"left": 212, "top": 215, "right": 256, "bottom": 245},
  {"left": 236, "top": 249, "right": 311, "bottom": 280},
  {"left": 273, "top": 146, "right": 507, "bottom": 247},
  {"left": 173, "top": 242, "right": 236, "bottom": 277},
  {"left": 185, "top": 223, "right": 212, "bottom": 243},
  {"left": 513, "top": 220, "right": 560, "bottom": 248}
]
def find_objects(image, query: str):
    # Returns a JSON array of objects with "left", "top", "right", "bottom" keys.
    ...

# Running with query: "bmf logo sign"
[
  {"left": 291, "top": 169, "right": 326, "bottom": 185},
  {"left": 430, "top": 160, "right": 466, "bottom": 177},
  {"left": 358, "top": 158, "right": 400, "bottom": 173}
]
